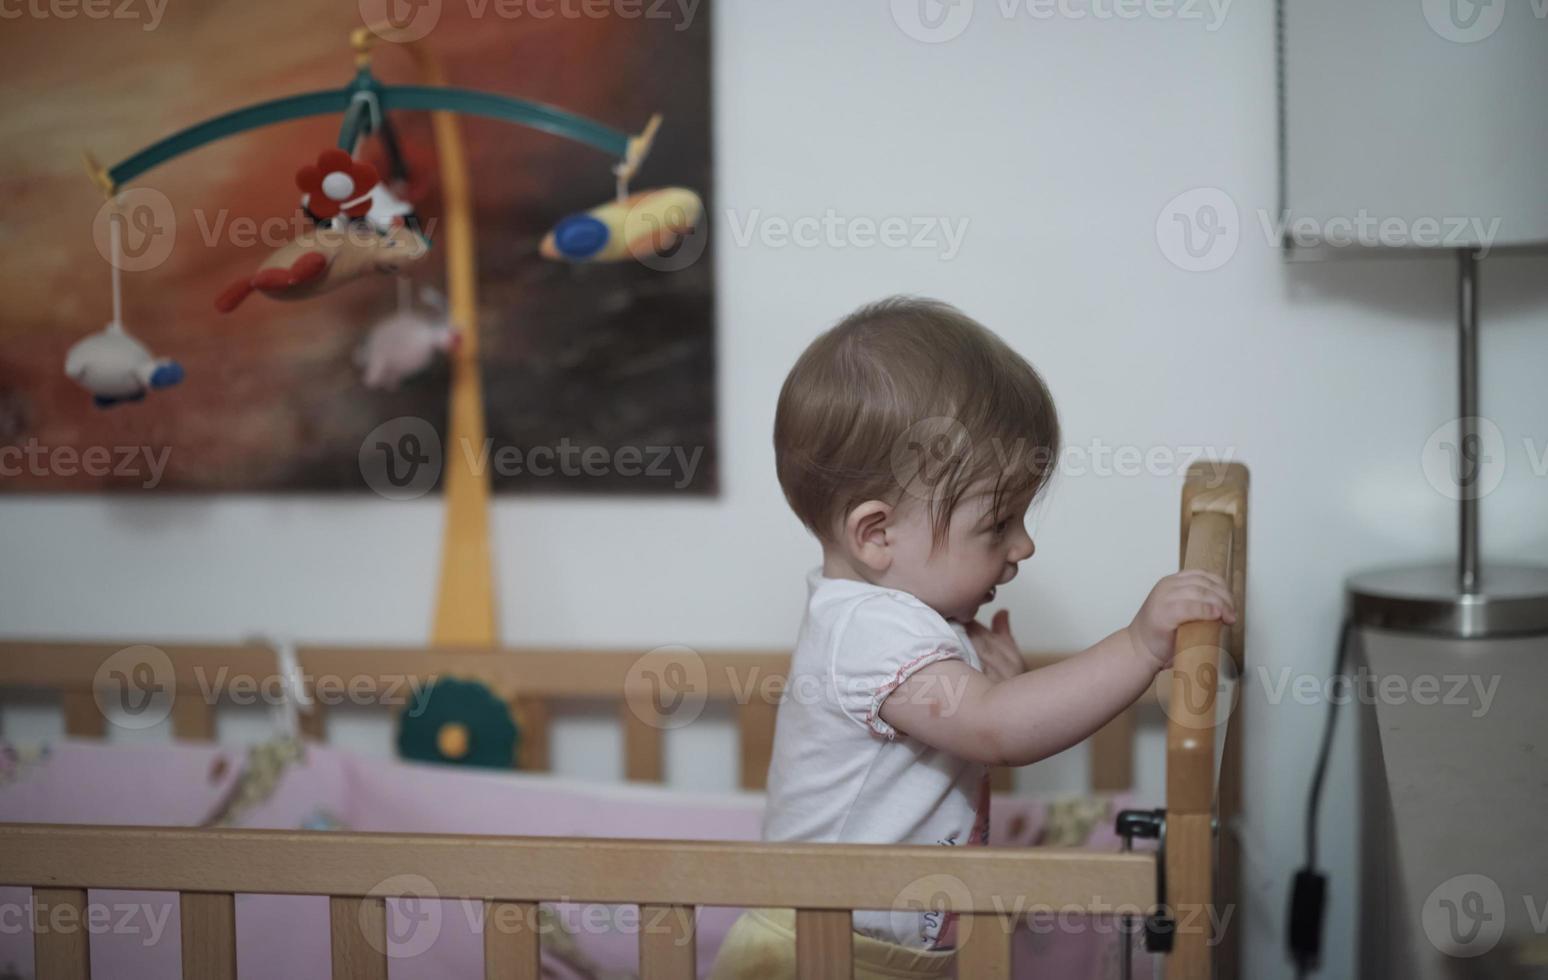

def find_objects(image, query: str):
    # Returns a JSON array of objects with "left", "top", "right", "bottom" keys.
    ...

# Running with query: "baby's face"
[{"left": 884, "top": 478, "right": 1037, "bottom": 624}]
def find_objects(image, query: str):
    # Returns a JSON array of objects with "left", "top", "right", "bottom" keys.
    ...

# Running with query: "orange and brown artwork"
[{"left": 0, "top": 0, "right": 715, "bottom": 494}]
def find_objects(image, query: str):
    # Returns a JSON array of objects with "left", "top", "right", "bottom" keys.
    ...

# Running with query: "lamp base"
[{"left": 1346, "top": 562, "right": 1548, "bottom": 638}]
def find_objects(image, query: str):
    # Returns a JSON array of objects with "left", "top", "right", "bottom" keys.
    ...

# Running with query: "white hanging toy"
[
  {"left": 65, "top": 322, "right": 184, "bottom": 408},
  {"left": 65, "top": 208, "right": 184, "bottom": 408},
  {"left": 353, "top": 281, "right": 460, "bottom": 390}
]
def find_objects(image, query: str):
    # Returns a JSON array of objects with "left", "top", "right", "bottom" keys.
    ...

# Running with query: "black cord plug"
[{"left": 1288, "top": 868, "right": 1327, "bottom": 970}]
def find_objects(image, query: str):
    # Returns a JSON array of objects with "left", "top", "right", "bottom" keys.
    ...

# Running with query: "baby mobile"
[
  {"left": 70, "top": 25, "right": 707, "bottom": 659},
  {"left": 70, "top": 27, "right": 703, "bottom": 406}
]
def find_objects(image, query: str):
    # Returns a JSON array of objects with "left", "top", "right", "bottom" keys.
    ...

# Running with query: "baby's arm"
[{"left": 877, "top": 571, "right": 1236, "bottom": 768}]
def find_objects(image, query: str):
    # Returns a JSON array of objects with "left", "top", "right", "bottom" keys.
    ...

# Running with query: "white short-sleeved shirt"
[{"left": 761, "top": 567, "right": 992, "bottom": 950}]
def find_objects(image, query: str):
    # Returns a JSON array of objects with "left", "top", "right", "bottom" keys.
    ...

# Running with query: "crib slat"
[
  {"left": 330, "top": 896, "right": 389, "bottom": 980},
  {"left": 33, "top": 887, "right": 90, "bottom": 979},
  {"left": 622, "top": 695, "right": 664, "bottom": 782},
  {"left": 956, "top": 912, "right": 1012, "bottom": 979},
  {"left": 62, "top": 691, "right": 105, "bottom": 737},
  {"left": 300, "top": 704, "right": 327, "bottom": 742},
  {"left": 514, "top": 697, "right": 550, "bottom": 771},
  {"left": 639, "top": 903, "right": 695, "bottom": 979},
  {"left": 171, "top": 697, "right": 216, "bottom": 741},
  {"left": 484, "top": 900, "right": 541, "bottom": 980},
  {"left": 737, "top": 697, "right": 777, "bottom": 790},
  {"left": 180, "top": 891, "right": 236, "bottom": 980},
  {"left": 795, "top": 909, "right": 851, "bottom": 979}
]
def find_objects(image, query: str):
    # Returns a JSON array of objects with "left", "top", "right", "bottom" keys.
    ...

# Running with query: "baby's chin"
[{"left": 945, "top": 586, "right": 997, "bottom": 624}]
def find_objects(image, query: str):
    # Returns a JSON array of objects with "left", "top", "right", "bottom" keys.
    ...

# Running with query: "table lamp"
[{"left": 1279, "top": 0, "right": 1548, "bottom": 637}]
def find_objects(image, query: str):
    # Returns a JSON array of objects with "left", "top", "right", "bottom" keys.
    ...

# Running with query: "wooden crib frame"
[{"left": 0, "top": 462, "right": 1247, "bottom": 980}]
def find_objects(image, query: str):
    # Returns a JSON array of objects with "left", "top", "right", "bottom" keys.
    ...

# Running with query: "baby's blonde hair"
[{"left": 774, "top": 296, "right": 1061, "bottom": 552}]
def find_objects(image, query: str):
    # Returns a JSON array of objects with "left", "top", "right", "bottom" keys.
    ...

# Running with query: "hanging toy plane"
[
  {"left": 538, "top": 114, "right": 704, "bottom": 265},
  {"left": 540, "top": 186, "right": 704, "bottom": 264},
  {"left": 216, "top": 149, "right": 429, "bottom": 312}
]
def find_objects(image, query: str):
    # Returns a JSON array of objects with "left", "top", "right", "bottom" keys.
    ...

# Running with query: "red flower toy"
[{"left": 295, "top": 149, "right": 379, "bottom": 221}]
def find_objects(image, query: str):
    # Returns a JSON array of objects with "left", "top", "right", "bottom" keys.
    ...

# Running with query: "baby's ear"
[{"left": 845, "top": 499, "right": 894, "bottom": 572}]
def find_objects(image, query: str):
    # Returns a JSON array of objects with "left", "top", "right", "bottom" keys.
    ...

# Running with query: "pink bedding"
[{"left": 0, "top": 739, "right": 1155, "bottom": 979}]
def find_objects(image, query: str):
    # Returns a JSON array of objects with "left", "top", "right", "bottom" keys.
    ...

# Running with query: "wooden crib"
[{"left": 0, "top": 462, "right": 1248, "bottom": 980}]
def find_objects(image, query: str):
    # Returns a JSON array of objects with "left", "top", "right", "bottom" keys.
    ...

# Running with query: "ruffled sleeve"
[{"left": 829, "top": 593, "right": 970, "bottom": 740}]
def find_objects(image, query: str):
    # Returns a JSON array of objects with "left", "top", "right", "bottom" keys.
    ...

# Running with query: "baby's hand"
[
  {"left": 1128, "top": 570, "right": 1237, "bottom": 666},
  {"left": 967, "top": 610, "right": 1026, "bottom": 684}
]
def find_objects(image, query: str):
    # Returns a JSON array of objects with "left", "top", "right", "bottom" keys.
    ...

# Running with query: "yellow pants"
[{"left": 708, "top": 908, "right": 957, "bottom": 980}]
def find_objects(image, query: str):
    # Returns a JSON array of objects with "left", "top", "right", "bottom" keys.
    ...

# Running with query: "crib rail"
[
  {"left": 0, "top": 822, "right": 1155, "bottom": 979},
  {"left": 1165, "top": 462, "right": 1248, "bottom": 980},
  {"left": 0, "top": 643, "right": 1150, "bottom": 794}
]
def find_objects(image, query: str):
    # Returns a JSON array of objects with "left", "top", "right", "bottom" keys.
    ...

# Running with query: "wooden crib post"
[
  {"left": 622, "top": 694, "right": 665, "bottom": 782},
  {"left": 638, "top": 903, "right": 696, "bottom": 979},
  {"left": 61, "top": 692, "right": 105, "bottom": 738},
  {"left": 170, "top": 698, "right": 216, "bottom": 742},
  {"left": 483, "top": 900, "right": 541, "bottom": 980},
  {"left": 300, "top": 704, "right": 328, "bottom": 742},
  {"left": 1165, "top": 462, "right": 1248, "bottom": 980},
  {"left": 330, "top": 896, "right": 389, "bottom": 980},
  {"left": 795, "top": 909, "right": 852, "bottom": 978},
  {"left": 32, "top": 887, "right": 90, "bottom": 980},
  {"left": 513, "top": 697, "right": 550, "bottom": 771},
  {"left": 179, "top": 891, "right": 236, "bottom": 980},
  {"left": 1214, "top": 688, "right": 1245, "bottom": 980},
  {"left": 737, "top": 697, "right": 776, "bottom": 791}
]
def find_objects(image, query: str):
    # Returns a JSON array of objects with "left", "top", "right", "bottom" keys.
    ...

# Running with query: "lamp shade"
[{"left": 1280, "top": 0, "right": 1548, "bottom": 251}]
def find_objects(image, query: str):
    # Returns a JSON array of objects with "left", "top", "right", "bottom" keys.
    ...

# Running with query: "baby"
[{"left": 709, "top": 297, "right": 1236, "bottom": 980}]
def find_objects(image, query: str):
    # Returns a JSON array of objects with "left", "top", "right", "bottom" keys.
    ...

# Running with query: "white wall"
[{"left": 4, "top": 3, "right": 1548, "bottom": 978}]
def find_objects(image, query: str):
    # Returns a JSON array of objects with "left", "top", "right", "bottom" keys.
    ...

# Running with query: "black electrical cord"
[{"left": 1288, "top": 614, "right": 1359, "bottom": 976}]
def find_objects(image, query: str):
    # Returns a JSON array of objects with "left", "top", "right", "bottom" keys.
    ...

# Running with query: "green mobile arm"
[{"left": 96, "top": 69, "right": 630, "bottom": 192}]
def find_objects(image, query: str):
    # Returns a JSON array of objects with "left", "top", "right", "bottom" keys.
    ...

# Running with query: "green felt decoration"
[{"left": 397, "top": 677, "right": 519, "bottom": 770}]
